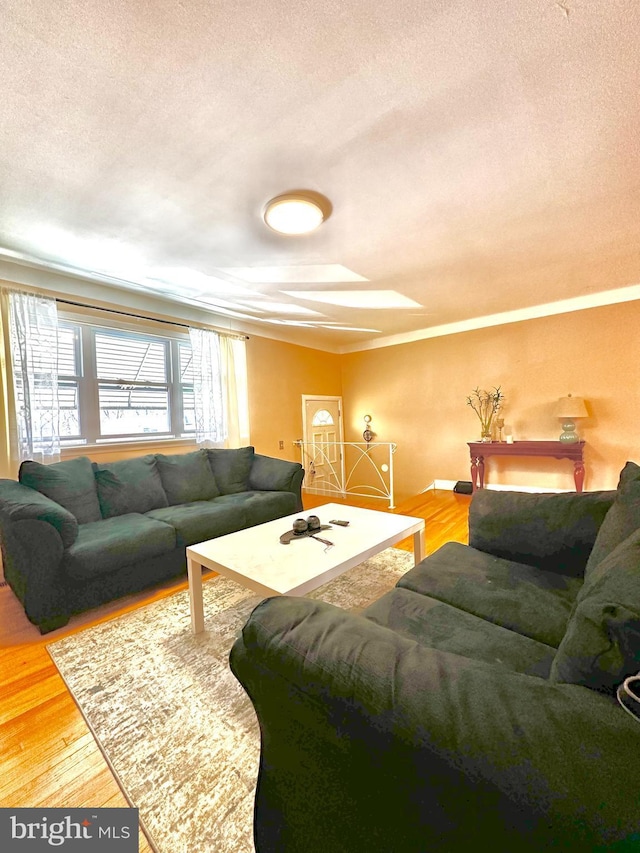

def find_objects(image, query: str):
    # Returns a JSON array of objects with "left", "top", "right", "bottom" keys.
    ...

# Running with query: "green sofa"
[
  {"left": 0, "top": 446, "right": 303, "bottom": 633},
  {"left": 230, "top": 462, "right": 640, "bottom": 852}
]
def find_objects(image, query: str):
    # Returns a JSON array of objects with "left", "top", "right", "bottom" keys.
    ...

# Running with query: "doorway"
[{"left": 300, "top": 396, "right": 345, "bottom": 497}]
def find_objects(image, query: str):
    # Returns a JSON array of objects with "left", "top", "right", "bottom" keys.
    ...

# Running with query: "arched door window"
[{"left": 311, "top": 409, "right": 334, "bottom": 427}]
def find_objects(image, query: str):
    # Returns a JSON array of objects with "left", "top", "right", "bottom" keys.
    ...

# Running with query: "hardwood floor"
[
  {"left": 303, "top": 489, "right": 471, "bottom": 556},
  {"left": 0, "top": 488, "right": 470, "bottom": 846}
]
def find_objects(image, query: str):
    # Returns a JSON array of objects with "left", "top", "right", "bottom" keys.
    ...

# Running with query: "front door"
[{"left": 301, "top": 396, "right": 345, "bottom": 496}]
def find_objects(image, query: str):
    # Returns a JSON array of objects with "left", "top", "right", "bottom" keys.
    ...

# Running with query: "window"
[
  {"left": 311, "top": 409, "right": 334, "bottom": 426},
  {"left": 58, "top": 323, "right": 81, "bottom": 439},
  {"left": 179, "top": 341, "right": 195, "bottom": 433},
  {"left": 57, "top": 319, "right": 197, "bottom": 445},
  {"left": 95, "top": 329, "right": 170, "bottom": 437}
]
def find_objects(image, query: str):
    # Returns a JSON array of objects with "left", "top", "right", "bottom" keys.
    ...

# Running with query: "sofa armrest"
[
  {"left": 249, "top": 454, "right": 304, "bottom": 511},
  {"left": 468, "top": 488, "right": 616, "bottom": 576},
  {"left": 0, "top": 479, "right": 78, "bottom": 547},
  {"left": 2, "top": 518, "right": 69, "bottom": 632},
  {"left": 230, "top": 596, "right": 639, "bottom": 852},
  {"left": 0, "top": 480, "right": 77, "bottom": 632}
]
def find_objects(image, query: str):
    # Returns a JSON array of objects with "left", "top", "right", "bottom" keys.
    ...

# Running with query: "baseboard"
[{"left": 426, "top": 479, "right": 568, "bottom": 494}]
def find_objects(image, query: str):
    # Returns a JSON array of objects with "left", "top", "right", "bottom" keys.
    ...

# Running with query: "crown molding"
[
  {"left": 339, "top": 285, "right": 640, "bottom": 353},
  {"left": 1, "top": 252, "right": 639, "bottom": 356}
]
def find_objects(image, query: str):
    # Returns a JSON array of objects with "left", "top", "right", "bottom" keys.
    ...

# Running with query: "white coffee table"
[{"left": 186, "top": 502, "right": 425, "bottom": 634}]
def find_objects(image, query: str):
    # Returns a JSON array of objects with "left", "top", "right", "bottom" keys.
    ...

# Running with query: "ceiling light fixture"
[{"left": 263, "top": 190, "right": 332, "bottom": 236}]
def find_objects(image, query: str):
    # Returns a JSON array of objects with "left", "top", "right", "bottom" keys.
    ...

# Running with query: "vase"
[{"left": 480, "top": 427, "right": 492, "bottom": 442}]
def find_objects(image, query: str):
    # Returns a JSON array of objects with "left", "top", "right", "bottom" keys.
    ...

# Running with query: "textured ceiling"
[{"left": 1, "top": 0, "right": 640, "bottom": 351}]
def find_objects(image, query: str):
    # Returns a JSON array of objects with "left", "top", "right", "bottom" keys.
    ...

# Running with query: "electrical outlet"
[{"left": 278, "top": 440, "right": 284, "bottom": 450}]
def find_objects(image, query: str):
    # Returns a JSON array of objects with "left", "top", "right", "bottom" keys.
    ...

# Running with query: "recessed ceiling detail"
[
  {"left": 261, "top": 318, "right": 381, "bottom": 333},
  {"left": 220, "top": 265, "right": 368, "bottom": 284},
  {"left": 145, "top": 267, "right": 256, "bottom": 297},
  {"left": 235, "top": 301, "right": 326, "bottom": 317},
  {"left": 280, "top": 290, "right": 423, "bottom": 309},
  {"left": 319, "top": 325, "right": 382, "bottom": 333}
]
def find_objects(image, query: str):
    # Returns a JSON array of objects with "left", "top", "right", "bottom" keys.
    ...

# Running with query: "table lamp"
[{"left": 554, "top": 394, "right": 588, "bottom": 443}]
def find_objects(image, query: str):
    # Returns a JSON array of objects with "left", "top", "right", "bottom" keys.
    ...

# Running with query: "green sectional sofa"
[
  {"left": 0, "top": 446, "right": 303, "bottom": 633},
  {"left": 231, "top": 462, "right": 640, "bottom": 852}
]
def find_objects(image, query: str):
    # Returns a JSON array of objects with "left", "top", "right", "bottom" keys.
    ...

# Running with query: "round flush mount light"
[{"left": 263, "top": 190, "right": 332, "bottom": 235}]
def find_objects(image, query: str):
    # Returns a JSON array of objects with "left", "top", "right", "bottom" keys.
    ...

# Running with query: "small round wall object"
[{"left": 362, "top": 414, "right": 375, "bottom": 444}]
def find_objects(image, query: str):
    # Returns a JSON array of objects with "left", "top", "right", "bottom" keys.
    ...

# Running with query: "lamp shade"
[{"left": 554, "top": 394, "right": 588, "bottom": 419}]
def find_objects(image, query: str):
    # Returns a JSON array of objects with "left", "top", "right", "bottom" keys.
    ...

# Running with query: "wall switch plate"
[{"left": 278, "top": 440, "right": 284, "bottom": 450}]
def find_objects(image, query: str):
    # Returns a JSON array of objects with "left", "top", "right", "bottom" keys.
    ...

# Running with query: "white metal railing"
[{"left": 294, "top": 441, "right": 397, "bottom": 509}]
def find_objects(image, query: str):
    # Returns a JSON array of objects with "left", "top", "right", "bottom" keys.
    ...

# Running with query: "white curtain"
[
  {"left": 189, "top": 328, "right": 250, "bottom": 447},
  {"left": 8, "top": 290, "right": 60, "bottom": 463},
  {"left": 220, "top": 334, "right": 250, "bottom": 447}
]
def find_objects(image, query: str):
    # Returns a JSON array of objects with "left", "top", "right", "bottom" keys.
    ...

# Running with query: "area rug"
[{"left": 47, "top": 547, "right": 413, "bottom": 853}]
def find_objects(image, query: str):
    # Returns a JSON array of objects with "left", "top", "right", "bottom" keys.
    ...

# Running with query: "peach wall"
[
  {"left": 340, "top": 301, "right": 640, "bottom": 502},
  {"left": 246, "top": 334, "right": 343, "bottom": 462},
  {"left": 3, "top": 294, "right": 638, "bottom": 503}
]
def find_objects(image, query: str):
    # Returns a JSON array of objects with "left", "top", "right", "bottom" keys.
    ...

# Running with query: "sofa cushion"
[
  {"left": 94, "top": 455, "right": 168, "bottom": 518},
  {"left": 215, "top": 490, "right": 298, "bottom": 527},
  {"left": 19, "top": 456, "right": 102, "bottom": 524},
  {"left": 364, "top": 587, "right": 556, "bottom": 678},
  {"left": 207, "top": 447, "right": 254, "bottom": 494},
  {"left": 397, "top": 541, "right": 583, "bottom": 648},
  {"left": 585, "top": 461, "right": 640, "bottom": 578},
  {"left": 63, "top": 514, "right": 176, "bottom": 580},
  {"left": 155, "top": 449, "right": 220, "bottom": 504},
  {"left": 469, "top": 488, "right": 615, "bottom": 578},
  {"left": 551, "top": 528, "right": 640, "bottom": 693},
  {"left": 146, "top": 501, "right": 246, "bottom": 547},
  {"left": 249, "top": 454, "right": 301, "bottom": 492}
]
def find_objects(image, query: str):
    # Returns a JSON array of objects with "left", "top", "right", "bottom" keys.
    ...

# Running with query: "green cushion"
[
  {"left": 146, "top": 501, "right": 246, "bottom": 547},
  {"left": 469, "top": 488, "right": 615, "bottom": 577},
  {"left": 216, "top": 490, "right": 298, "bottom": 527},
  {"left": 551, "top": 528, "right": 640, "bottom": 693},
  {"left": 398, "top": 541, "right": 582, "bottom": 648},
  {"left": 0, "top": 479, "right": 79, "bottom": 548},
  {"left": 249, "top": 454, "right": 302, "bottom": 492},
  {"left": 19, "top": 456, "right": 101, "bottom": 524},
  {"left": 155, "top": 449, "right": 220, "bottom": 505},
  {"left": 151, "top": 491, "right": 296, "bottom": 546},
  {"left": 207, "top": 447, "right": 255, "bottom": 494},
  {"left": 63, "top": 514, "right": 176, "bottom": 580},
  {"left": 364, "top": 588, "right": 556, "bottom": 678},
  {"left": 585, "top": 461, "right": 640, "bottom": 578},
  {"left": 93, "top": 455, "right": 168, "bottom": 518}
]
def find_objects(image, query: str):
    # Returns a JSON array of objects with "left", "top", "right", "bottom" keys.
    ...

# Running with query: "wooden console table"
[{"left": 467, "top": 440, "right": 585, "bottom": 493}]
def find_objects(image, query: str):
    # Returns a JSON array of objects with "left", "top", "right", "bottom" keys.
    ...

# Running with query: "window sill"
[{"left": 61, "top": 437, "right": 199, "bottom": 460}]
